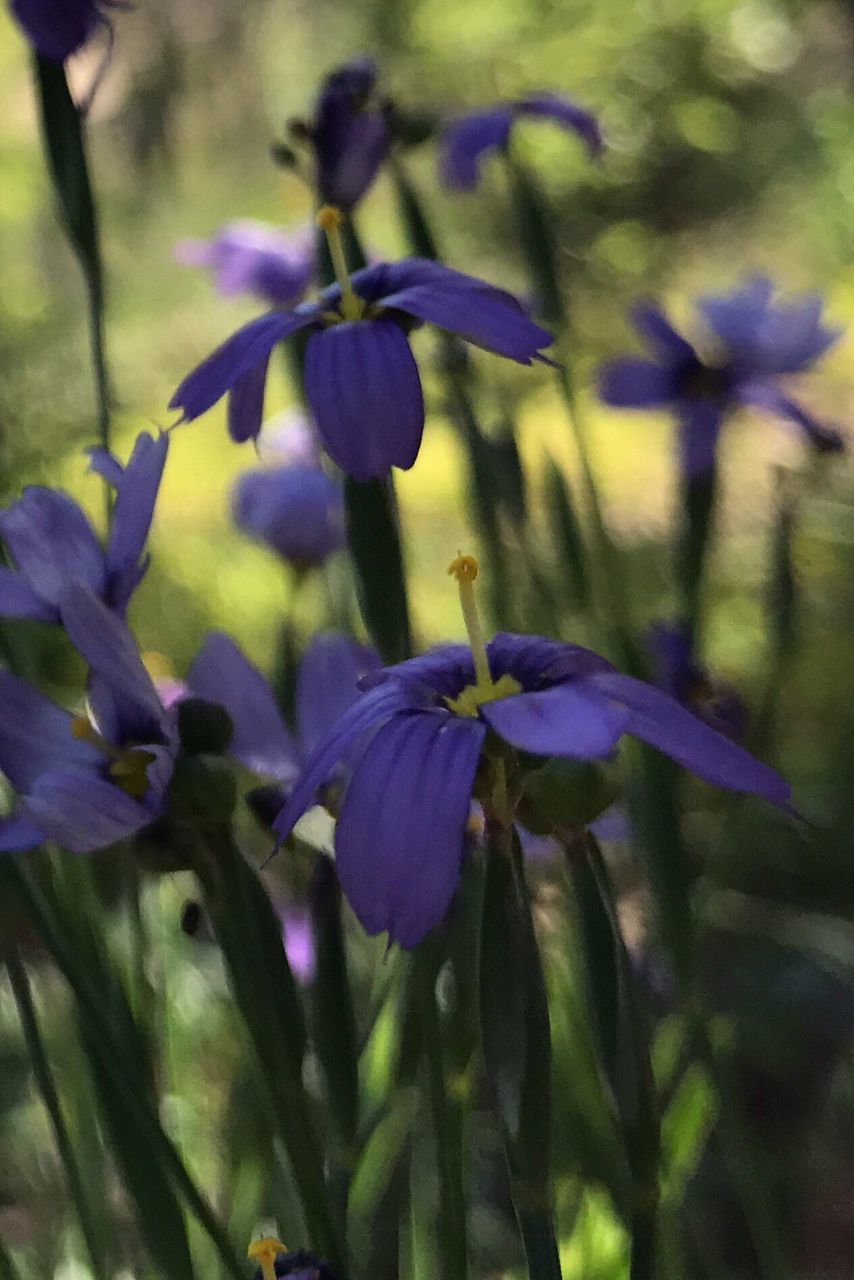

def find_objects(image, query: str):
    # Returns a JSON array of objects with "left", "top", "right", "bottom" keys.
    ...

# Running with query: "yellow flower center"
[
  {"left": 445, "top": 554, "right": 521, "bottom": 715},
  {"left": 71, "top": 715, "right": 156, "bottom": 800},
  {"left": 247, "top": 1238, "right": 287, "bottom": 1280}
]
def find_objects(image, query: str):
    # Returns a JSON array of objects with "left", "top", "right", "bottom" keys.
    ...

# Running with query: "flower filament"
[
  {"left": 316, "top": 205, "right": 364, "bottom": 322},
  {"left": 445, "top": 554, "right": 521, "bottom": 716},
  {"left": 71, "top": 715, "right": 155, "bottom": 799},
  {"left": 247, "top": 1237, "right": 288, "bottom": 1280}
]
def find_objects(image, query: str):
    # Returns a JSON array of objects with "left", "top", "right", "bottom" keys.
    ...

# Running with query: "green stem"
[
  {"left": 4, "top": 941, "right": 110, "bottom": 1280},
  {"left": 677, "top": 467, "right": 719, "bottom": 640},
  {"left": 515, "top": 1204, "right": 563, "bottom": 1280}
]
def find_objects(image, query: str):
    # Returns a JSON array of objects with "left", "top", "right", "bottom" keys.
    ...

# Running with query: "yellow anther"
[
  {"left": 316, "top": 205, "right": 344, "bottom": 232},
  {"left": 447, "top": 553, "right": 479, "bottom": 583},
  {"left": 248, "top": 1237, "right": 287, "bottom": 1280},
  {"left": 316, "top": 205, "right": 363, "bottom": 321}
]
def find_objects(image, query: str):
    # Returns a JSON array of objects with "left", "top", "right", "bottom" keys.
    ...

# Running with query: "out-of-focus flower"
[
  {"left": 599, "top": 279, "right": 845, "bottom": 478},
  {"left": 232, "top": 461, "right": 344, "bottom": 573},
  {"left": 648, "top": 622, "right": 748, "bottom": 741},
  {"left": 0, "top": 586, "right": 176, "bottom": 853},
  {"left": 258, "top": 410, "right": 322, "bottom": 467},
  {"left": 273, "top": 554, "right": 790, "bottom": 949},
  {"left": 278, "top": 906, "right": 316, "bottom": 985},
  {"left": 9, "top": 0, "right": 112, "bottom": 62},
  {"left": 0, "top": 431, "right": 168, "bottom": 625},
  {"left": 170, "top": 208, "right": 553, "bottom": 478},
  {"left": 175, "top": 222, "right": 314, "bottom": 309},
  {"left": 308, "top": 56, "right": 390, "bottom": 211},
  {"left": 439, "top": 93, "right": 602, "bottom": 190}
]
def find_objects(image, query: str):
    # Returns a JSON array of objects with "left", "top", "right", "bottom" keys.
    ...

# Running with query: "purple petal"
[
  {"left": 335, "top": 710, "right": 486, "bottom": 946},
  {"left": 169, "top": 310, "right": 315, "bottom": 423},
  {"left": 699, "top": 276, "right": 775, "bottom": 355},
  {"left": 487, "top": 632, "right": 615, "bottom": 685},
  {"left": 104, "top": 431, "right": 169, "bottom": 612},
  {"left": 0, "top": 568, "right": 58, "bottom": 622},
  {"left": 439, "top": 108, "right": 514, "bottom": 190},
  {"left": 517, "top": 93, "right": 603, "bottom": 156},
  {"left": 186, "top": 632, "right": 299, "bottom": 781},
  {"left": 0, "top": 811, "right": 44, "bottom": 852},
  {"left": 738, "top": 381, "right": 845, "bottom": 455},
  {"left": 313, "top": 57, "right": 390, "bottom": 210},
  {"left": 59, "top": 585, "right": 166, "bottom": 747},
  {"left": 677, "top": 400, "right": 724, "bottom": 479},
  {"left": 378, "top": 258, "right": 553, "bottom": 364},
  {"left": 227, "top": 352, "right": 272, "bottom": 444},
  {"left": 24, "top": 765, "right": 153, "bottom": 853},
  {"left": 10, "top": 0, "right": 101, "bottom": 61},
  {"left": 87, "top": 447, "right": 125, "bottom": 488},
  {"left": 0, "top": 488, "right": 106, "bottom": 607},
  {"left": 305, "top": 320, "right": 424, "bottom": 481},
  {"left": 296, "top": 633, "right": 382, "bottom": 757},
  {"left": 0, "top": 670, "right": 99, "bottom": 792},
  {"left": 589, "top": 672, "right": 791, "bottom": 805},
  {"left": 231, "top": 465, "right": 345, "bottom": 569},
  {"left": 631, "top": 302, "right": 697, "bottom": 362},
  {"left": 362, "top": 645, "right": 475, "bottom": 701},
  {"left": 177, "top": 221, "right": 314, "bottom": 308},
  {"left": 481, "top": 681, "right": 630, "bottom": 758},
  {"left": 599, "top": 358, "right": 677, "bottom": 408},
  {"left": 272, "top": 683, "right": 416, "bottom": 843}
]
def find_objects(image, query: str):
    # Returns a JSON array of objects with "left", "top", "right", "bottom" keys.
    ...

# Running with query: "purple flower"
[
  {"left": 599, "top": 279, "right": 845, "bottom": 478},
  {"left": 648, "top": 622, "right": 748, "bottom": 742},
  {"left": 175, "top": 221, "right": 314, "bottom": 309},
  {"left": 232, "top": 462, "right": 345, "bottom": 572},
  {"left": 9, "top": 0, "right": 111, "bottom": 62},
  {"left": 170, "top": 248, "right": 553, "bottom": 479},
  {"left": 273, "top": 555, "right": 790, "bottom": 949},
  {"left": 310, "top": 57, "right": 390, "bottom": 211},
  {"left": 0, "top": 585, "right": 176, "bottom": 854},
  {"left": 0, "top": 431, "right": 168, "bottom": 624},
  {"left": 278, "top": 905, "right": 316, "bottom": 985},
  {"left": 440, "top": 93, "right": 602, "bottom": 191}
]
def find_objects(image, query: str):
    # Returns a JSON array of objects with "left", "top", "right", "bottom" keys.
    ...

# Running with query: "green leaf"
[
  {"left": 660, "top": 1065, "right": 715, "bottom": 1204},
  {"left": 544, "top": 457, "right": 592, "bottom": 614},
  {"left": 347, "top": 1088, "right": 420, "bottom": 1248},
  {"left": 344, "top": 475, "right": 413, "bottom": 663}
]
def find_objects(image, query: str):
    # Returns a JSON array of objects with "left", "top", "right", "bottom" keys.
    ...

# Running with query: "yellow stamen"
[
  {"left": 71, "top": 715, "right": 154, "bottom": 800},
  {"left": 447, "top": 554, "right": 491, "bottom": 686},
  {"left": 316, "top": 205, "right": 363, "bottom": 321},
  {"left": 71, "top": 714, "right": 102, "bottom": 746},
  {"left": 248, "top": 1238, "right": 287, "bottom": 1280}
]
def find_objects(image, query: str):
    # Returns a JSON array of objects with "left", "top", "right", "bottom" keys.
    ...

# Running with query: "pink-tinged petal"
[
  {"left": 481, "top": 682, "right": 630, "bottom": 759},
  {"left": 335, "top": 710, "right": 486, "bottom": 947}
]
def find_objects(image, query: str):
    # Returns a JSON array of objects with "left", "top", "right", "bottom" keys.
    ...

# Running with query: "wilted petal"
[
  {"left": 589, "top": 671, "right": 791, "bottom": 805},
  {"left": 296, "top": 633, "right": 382, "bottom": 756},
  {"left": 0, "top": 568, "right": 57, "bottom": 622},
  {"left": 439, "top": 107, "right": 513, "bottom": 190},
  {"left": 187, "top": 632, "right": 299, "bottom": 780},
  {"left": 518, "top": 93, "right": 603, "bottom": 155},
  {"left": 24, "top": 765, "right": 153, "bottom": 853},
  {"left": 335, "top": 710, "right": 485, "bottom": 946},
  {"left": 599, "top": 358, "right": 677, "bottom": 408},
  {"left": 0, "top": 670, "right": 99, "bottom": 791},
  {"left": 481, "top": 681, "right": 630, "bottom": 758},
  {"left": 305, "top": 319, "right": 424, "bottom": 480},
  {"left": 0, "top": 488, "right": 106, "bottom": 607}
]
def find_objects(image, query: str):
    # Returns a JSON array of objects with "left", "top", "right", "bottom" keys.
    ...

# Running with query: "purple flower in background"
[
  {"left": 440, "top": 93, "right": 602, "bottom": 191},
  {"left": 310, "top": 56, "right": 390, "bottom": 211},
  {"left": 232, "top": 462, "right": 345, "bottom": 572},
  {"left": 599, "top": 278, "right": 845, "bottom": 477},
  {"left": 9, "top": 0, "right": 110, "bottom": 62},
  {"left": 258, "top": 410, "right": 323, "bottom": 468},
  {"left": 649, "top": 622, "right": 748, "bottom": 742},
  {"left": 175, "top": 222, "right": 315, "bottom": 309},
  {"left": 170, "top": 226, "right": 553, "bottom": 478},
  {"left": 0, "top": 586, "right": 176, "bottom": 854},
  {"left": 273, "top": 555, "right": 790, "bottom": 949},
  {"left": 0, "top": 431, "right": 168, "bottom": 625},
  {"left": 278, "top": 906, "right": 317, "bottom": 985}
]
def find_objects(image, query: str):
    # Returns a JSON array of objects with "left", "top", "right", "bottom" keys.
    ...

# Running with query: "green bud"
[
  {"left": 177, "top": 698, "right": 234, "bottom": 756},
  {"left": 520, "top": 757, "right": 617, "bottom": 832}
]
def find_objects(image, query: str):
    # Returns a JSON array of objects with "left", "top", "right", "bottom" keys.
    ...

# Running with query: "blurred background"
[{"left": 1, "top": 0, "right": 854, "bottom": 1275}]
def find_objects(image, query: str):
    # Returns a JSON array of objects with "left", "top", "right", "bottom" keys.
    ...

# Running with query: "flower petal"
[
  {"left": 589, "top": 672, "right": 791, "bottom": 804},
  {"left": 231, "top": 465, "right": 344, "bottom": 568},
  {"left": 517, "top": 93, "right": 602, "bottom": 155},
  {"left": 0, "top": 670, "right": 99, "bottom": 791},
  {"left": 296, "top": 633, "right": 382, "bottom": 757},
  {"left": 631, "top": 302, "right": 697, "bottom": 362},
  {"left": 187, "top": 632, "right": 299, "bottom": 780},
  {"left": 335, "top": 710, "right": 485, "bottom": 946},
  {"left": 488, "top": 632, "right": 614, "bottom": 687},
  {"left": 0, "top": 488, "right": 106, "bottom": 607},
  {"left": 23, "top": 765, "right": 153, "bottom": 854},
  {"left": 169, "top": 310, "right": 315, "bottom": 422},
  {"left": 0, "top": 568, "right": 57, "bottom": 622},
  {"left": 0, "top": 811, "right": 44, "bottom": 852},
  {"left": 439, "top": 107, "right": 513, "bottom": 190},
  {"left": 599, "top": 358, "right": 677, "bottom": 408},
  {"left": 10, "top": 0, "right": 99, "bottom": 61},
  {"left": 272, "top": 683, "right": 416, "bottom": 843},
  {"left": 104, "top": 430, "right": 169, "bottom": 612},
  {"left": 481, "top": 681, "right": 630, "bottom": 758},
  {"left": 378, "top": 259, "right": 553, "bottom": 364},
  {"left": 305, "top": 319, "right": 424, "bottom": 480},
  {"left": 738, "top": 381, "right": 845, "bottom": 455},
  {"left": 228, "top": 353, "right": 272, "bottom": 444}
]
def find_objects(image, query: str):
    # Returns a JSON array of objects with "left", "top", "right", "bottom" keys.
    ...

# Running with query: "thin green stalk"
[
  {"left": 5, "top": 863, "right": 244, "bottom": 1279},
  {"left": 4, "top": 942, "right": 110, "bottom": 1280},
  {"left": 677, "top": 467, "right": 719, "bottom": 640}
]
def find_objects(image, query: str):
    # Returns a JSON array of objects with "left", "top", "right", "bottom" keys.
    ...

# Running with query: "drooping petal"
[
  {"left": 677, "top": 400, "right": 724, "bottom": 479},
  {"left": 334, "top": 710, "right": 486, "bottom": 947},
  {"left": 0, "top": 568, "right": 58, "bottom": 622},
  {"left": 296, "top": 633, "right": 382, "bottom": 757},
  {"left": 272, "top": 683, "right": 417, "bottom": 843},
  {"left": 738, "top": 380, "right": 845, "bottom": 455},
  {"left": 378, "top": 259, "right": 553, "bottom": 364},
  {"left": 103, "top": 431, "right": 169, "bottom": 611},
  {"left": 169, "top": 310, "right": 315, "bottom": 423},
  {"left": 439, "top": 107, "right": 514, "bottom": 190},
  {"left": 517, "top": 93, "right": 603, "bottom": 156},
  {"left": 0, "top": 488, "right": 106, "bottom": 607},
  {"left": 0, "top": 670, "right": 100, "bottom": 792},
  {"left": 481, "top": 681, "right": 630, "bottom": 758},
  {"left": 588, "top": 672, "right": 791, "bottom": 805},
  {"left": 599, "top": 358, "right": 678, "bottom": 408},
  {"left": 0, "top": 811, "right": 44, "bottom": 852},
  {"left": 186, "top": 632, "right": 299, "bottom": 781},
  {"left": 305, "top": 320, "right": 424, "bottom": 481},
  {"left": 227, "top": 354, "right": 272, "bottom": 444},
  {"left": 59, "top": 585, "right": 167, "bottom": 747},
  {"left": 23, "top": 765, "right": 153, "bottom": 854}
]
